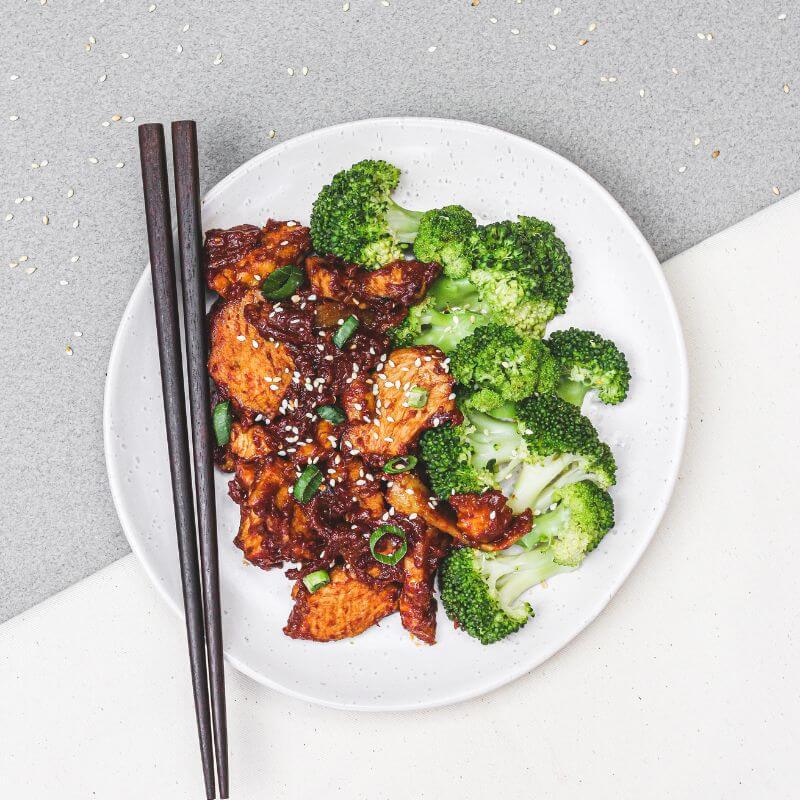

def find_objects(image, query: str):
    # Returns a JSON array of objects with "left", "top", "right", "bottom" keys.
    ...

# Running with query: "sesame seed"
[
  {"left": 9, "top": 115, "right": 19, "bottom": 121},
  {"left": 578, "top": 38, "right": 588, "bottom": 45},
  {"left": 342, "top": 1, "right": 349, "bottom": 9},
  {"left": 548, "top": 43, "right": 556, "bottom": 50},
  {"left": 65, "top": 345, "right": 73, "bottom": 356},
  {"left": 148, "top": 3, "right": 156, "bottom": 11},
  {"left": 66, "top": 188, "right": 74, "bottom": 198},
  {"left": 553, "top": 7, "right": 561, "bottom": 14},
  {"left": 70, "top": 255, "right": 79, "bottom": 263},
  {"left": 711, "top": 149, "right": 720, "bottom": 159},
  {"left": 116, "top": 162, "right": 125, "bottom": 168},
  {"left": 772, "top": 186, "right": 781, "bottom": 196},
  {"left": 88, "top": 157, "right": 98, "bottom": 164},
  {"left": 120, "top": 52, "right": 130, "bottom": 59},
  {"left": 111, "top": 114, "right": 122, "bottom": 122},
  {"left": 125, "top": 116, "right": 135, "bottom": 123},
  {"left": 213, "top": 53, "right": 223, "bottom": 65},
  {"left": 42, "top": 215, "right": 49, "bottom": 225},
  {"left": 489, "top": 16, "right": 497, "bottom": 23},
  {"left": 176, "top": 44, "right": 183, "bottom": 54},
  {"left": 98, "top": 74, "right": 107, "bottom": 83},
  {"left": 287, "top": 67, "right": 294, "bottom": 76},
  {"left": 783, "top": 84, "right": 790, "bottom": 93},
  {"left": 72, "top": 219, "right": 79, "bottom": 228},
  {"left": 4, "top": 214, "right": 12, "bottom": 222},
  {"left": 511, "top": 28, "right": 519, "bottom": 35},
  {"left": 25, "top": 266, "right": 36, "bottom": 275},
  {"left": 678, "top": 165, "right": 687, "bottom": 174},
  {"left": 302, "top": 66, "right": 308, "bottom": 76}
]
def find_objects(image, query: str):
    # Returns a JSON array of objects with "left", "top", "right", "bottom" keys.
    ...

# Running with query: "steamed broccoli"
[
  {"left": 469, "top": 216, "right": 574, "bottom": 337},
  {"left": 450, "top": 324, "right": 560, "bottom": 413},
  {"left": 508, "top": 394, "right": 616, "bottom": 514},
  {"left": 419, "top": 403, "right": 529, "bottom": 498},
  {"left": 389, "top": 294, "right": 486, "bottom": 352},
  {"left": 413, "top": 205, "right": 477, "bottom": 279},
  {"left": 518, "top": 480, "right": 614, "bottom": 564},
  {"left": 439, "top": 545, "right": 571, "bottom": 644},
  {"left": 547, "top": 328, "right": 631, "bottom": 406},
  {"left": 310, "top": 159, "right": 424, "bottom": 268}
]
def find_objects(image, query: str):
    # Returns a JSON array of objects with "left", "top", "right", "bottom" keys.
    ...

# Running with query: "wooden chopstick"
[
  {"left": 138, "top": 123, "right": 217, "bottom": 800},
  {"left": 171, "top": 120, "right": 229, "bottom": 799}
]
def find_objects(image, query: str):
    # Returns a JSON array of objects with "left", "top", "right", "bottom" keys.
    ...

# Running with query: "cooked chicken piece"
[
  {"left": 208, "top": 289, "right": 295, "bottom": 418},
  {"left": 306, "top": 254, "right": 440, "bottom": 305},
  {"left": 341, "top": 346, "right": 461, "bottom": 463},
  {"left": 448, "top": 491, "right": 533, "bottom": 551},
  {"left": 229, "top": 421, "right": 274, "bottom": 461},
  {"left": 344, "top": 458, "right": 385, "bottom": 520},
  {"left": 399, "top": 526, "right": 450, "bottom": 644},
  {"left": 233, "top": 456, "right": 321, "bottom": 569},
  {"left": 293, "top": 420, "right": 338, "bottom": 464},
  {"left": 283, "top": 567, "right": 400, "bottom": 642},
  {"left": 385, "top": 472, "right": 460, "bottom": 536},
  {"left": 358, "top": 259, "right": 440, "bottom": 305},
  {"left": 204, "top": 220, "right": 311, "bottom": 299}
]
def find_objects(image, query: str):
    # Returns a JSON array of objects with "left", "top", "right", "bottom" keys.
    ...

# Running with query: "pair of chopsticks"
[{"left": 138, "top": 122, "right": 228, "bottom": 799}]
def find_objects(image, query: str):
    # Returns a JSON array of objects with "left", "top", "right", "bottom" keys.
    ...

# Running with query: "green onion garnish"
[
  {"left": 316, "top": 404, "right": 346, "bottom": 424},
  {"left": 302, "top": 570, "right": 331, "bottom": 593},
  {"left": 383, "top": 455, "right": 417, "bottom": 474},
  {"left": 406, "top": 386, "right": 429, "bottom": 408},
  {"left": 293, "top": 465, "right": 323, "bottom": 504},
  {"left": 369, "top": 525, "right": 408, "bottom": 566},
  {"left": 261, "top": 264, "right": 304, "bottom": 300},
  {"left": 212, "top": 400, "right": 232, "bottom": 446},
  {"left": 333, "top": 315, "right": 359, "bottom": 349}
]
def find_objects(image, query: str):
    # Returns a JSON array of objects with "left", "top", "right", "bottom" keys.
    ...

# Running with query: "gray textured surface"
[{"left": 1, "top": 0, "right": 798, "bottom": 623}]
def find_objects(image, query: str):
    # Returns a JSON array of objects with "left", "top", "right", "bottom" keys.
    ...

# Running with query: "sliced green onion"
[
  {"left": 212, "top": 400, "right": 232, "bottom": 446},
  {"left": 302, "top": 570, "right": 331, "bottom": 593},
  {"left": 293, "top": 465, "right": 323, "bottom": 504},
  {"left": 383, "top": 455, "right": 418, "bottom": 474},
  {"left": 316, "top": 404, "right": 346, "bottom": 424},
  {"left": 369, "top": 525, "right": 408, "bottom": 566},
  {"left": 406, "top": 386, "right": 429, "bottom": 408},
  {"left": 333, "top": 315, "right": 359, "bottom": 349},
  {"left": 261, "top": 264, "right": 304, "bottom": 300}
]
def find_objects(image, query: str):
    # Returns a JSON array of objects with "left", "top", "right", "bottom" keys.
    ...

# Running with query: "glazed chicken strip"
[
  {"left": 341, "top": 346, "right": 461, "bottom": 463},
  {"left": 385, "top": 472, "right": 460, "bottom": 536},
  {"left": 399, "top": 526, "right": 450, "bottom": 645},
  {"left": 232, "top": 456, "right": 321, "bottom": 569},
  {"left": 208, "top": 289, "right": 296, "bottom": 418},
  {"left": 204, "top": 219, "right": 312, "bottom": 299},
  {"left": 283, "top": 567, "right": 400, "bottom": 642},
  {"left": 448, "top": 491, "right": 533, "bottom": 552}
]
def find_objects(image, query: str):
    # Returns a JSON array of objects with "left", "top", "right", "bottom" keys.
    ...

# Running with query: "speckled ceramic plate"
[{"left": 104, "top": 117, "right": 688, "bottom": 711}]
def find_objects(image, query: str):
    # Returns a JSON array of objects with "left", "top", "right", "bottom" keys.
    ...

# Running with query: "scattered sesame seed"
[
  {"left": 511, "top": 28, "right": 519, "bottom": 35},
  {"left": 120, "top": 52, "right": 130, "bottom": 59},
  {"left": 553, "top": 7, "right": 561, "bottom": 15},
  {"left": 10, "top": 75, "right": 19, "bottom": 81},
  {"left": 65, "top": 345, "right": 73, "bottom": 355},
  {"left": 678, "top": 165, "right": 687, "bottom": 174},
  {"left": 182, "top": 23, "right": 190, "bottom": 32},
  {"left": 711, "top": 149, "right": 720, "bottom": 159},
  {"left": 176, "top": 44, "right": 183, "bottom": 54},
  {"left": 671, "top": 67, "right": 679, "bottom": 75},
  {"left": 98, "top": 74, "right": 107, "bottom": 83},
  {"left": 148, "top": 3, "right": 156, "bottom": 11},
  {"left": 66, "top": 188, "right": 74, "bottom": 198},
  {"left": 589, "top": 21, "right": 597, "bottom": 32},
  {"left": 639, "top": 88, "right": 645, "bottom": 97},
  {"left": 213, "top": 53, "right": 223, "bottom": 65},
  {"left": 772, "top": 186, "right": 781, "bottom": 196},
  {"left": 111, "top": 114, "right": 122, "bottom": 122},
  {"left": 427, "top": 45, "right": 436, "bottom": 52},
  {"left": 19, "top": 255, "right": 28, "bottom": 262},
  {"left": 302, "top": 66, "right": 309, "bottom": 75},
  {"left": 74, "top": 331, "right": 83, "bottom": 337},
  {"left": 125, "top": 116, "right": 135, "bottom": 122},
  {"left": 70, "top": 255, "right": 79, "bottom": 263},
  {"left": 342, "top": 1, "right": 349, "bottom": 10},
  {"left": 548, "top": 43, "right": 556, "bottom": 50},
  {"left": 25, "top": 266, "right": 36, "bottom": 275},
  {"left": 59, "top": 279, "right": 68, "bottom": 286},
  {"left": 42, "top": 214, "right": 49, "bottom": 225},
  {"left": 9, "top": 115, "right": 19, "bottom": 121},
  {"left": 778, "top": 13, "right": 787, "bottom": 20},
  {"left": 72, "top": 219, "right": 80, "bottom": 228},
  {"left": 287, "top": 67, "right": 294, "bottom": 76},
  {"left": 268, "top": 129, "right": 276, "bottom": 139},
  {"left": 489, "top": 16, "right": 497, "bottom": 23},
  {"left": 102, "top": 121, "right": 110, "bottom": 127},
  {"left": 88, "top": 157, "right": 98, "bottom": 164},
  {"left": 578, "top": 38, "right": 588, "bottom": 45},
  {"left": 783, "top": 84, "right": 790, "bottom": 93},
  {"left": 693, "top": 137, "right": 700, "bottom": 146},
  {"left": 4, "top": 214, "right": 12, "bottom": 222},
  {"left": 115, "top": 162, "right": 125, "bottom": 168}
]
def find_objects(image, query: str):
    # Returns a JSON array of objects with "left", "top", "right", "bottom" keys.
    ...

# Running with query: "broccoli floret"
[
  {"left": 439, "top": 546, "right": 571, "bottom": 644},
  {"left": 389, "top": 295, "right": 487, "bottom": 352},
  {"left": 420, "top": 403, "right": 529, "bottom": 498},
  {"left": 518, "top": 480, "right": 614, "bottom": 564},
  {"left": 310, "top": 159, "right": 424, "bottom": 268},
  {"left": 413, "top": 205, "right": 477, "bottom": 279},
  {"left": 546, "top": 328, "right": 631, "bottom": 406},
  {"left": 450, "top": 324, "right": 560, "bottom": 412},
  {"left": 469, "top": 216, "right": 573, "bottom": 337},
  {"left": 389, "top": 275, "right": 488, "bottom": 352},
  {"left": 508, "top": 394, "right": 617, "bottom": 514}
]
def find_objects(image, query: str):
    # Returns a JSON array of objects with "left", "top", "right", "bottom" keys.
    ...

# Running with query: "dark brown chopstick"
[
  {"left": 171, "top": 120, "right": 229, "bottom": 799},
  {"left": 138, "top": 123, "right": 216, "bottom": 800}
]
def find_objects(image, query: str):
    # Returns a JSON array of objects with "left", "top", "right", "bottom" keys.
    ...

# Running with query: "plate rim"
[{"left": 104, "top": 115, "right": 689, "bottom": 711}]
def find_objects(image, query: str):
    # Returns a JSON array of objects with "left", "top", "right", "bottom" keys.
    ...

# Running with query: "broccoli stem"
[
  {"left": 385, "top": 199, "right": 425, "bottom": 244},
  {"left": 556, "top": 378, "right": 590, "bottom": 407},
  {"left": 508, "top": 457, "right": 572, "bottom": 514},
  {"left": 428, "top": 276, "right": 482, "bottom": 310},
  {"left": 518, "top": 504, "right": 568, "bottom": 549},
  {"left": 495, "top": 549, "right": 570, "bottom": 607}
]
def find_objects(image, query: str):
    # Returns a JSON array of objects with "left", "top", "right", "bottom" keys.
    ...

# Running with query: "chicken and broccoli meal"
[{"left": 204, "top": 159, "right": 630, "bottom": 645}]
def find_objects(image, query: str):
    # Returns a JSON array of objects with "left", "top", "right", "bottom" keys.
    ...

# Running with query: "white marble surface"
[{"left": 2, "top": 194, "right": 797, "bottom": 798}]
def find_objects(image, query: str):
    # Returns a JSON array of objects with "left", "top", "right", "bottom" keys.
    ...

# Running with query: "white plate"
[{"left": 104, "top": 117, "right": 688, "bottom": 711}]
